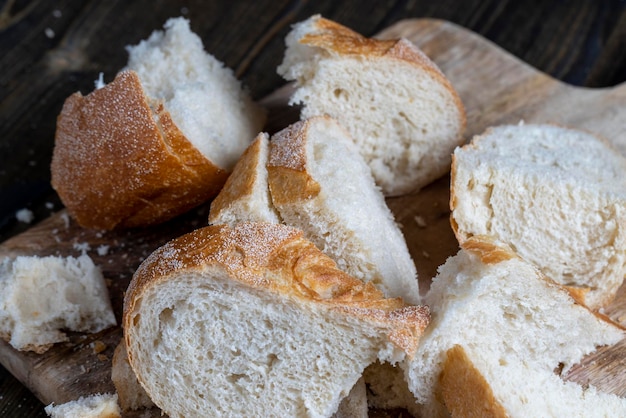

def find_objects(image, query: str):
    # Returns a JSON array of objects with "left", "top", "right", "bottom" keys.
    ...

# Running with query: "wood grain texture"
[{"left": 0, "top": 1, "right": 625, "bottom": 417}]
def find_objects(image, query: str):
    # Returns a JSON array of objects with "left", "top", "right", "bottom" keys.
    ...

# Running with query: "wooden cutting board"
[{"left": 1, "top": 18, "right": 625, "bottom": 416}]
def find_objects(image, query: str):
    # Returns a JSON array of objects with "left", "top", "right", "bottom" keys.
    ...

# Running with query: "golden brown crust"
[
  {"left": 300, "top": 17, "right": 466, "bottom": 141},
  {"left": 266, "top": 119, "right": 322, "bottom": 205},
  {"left": 123, "top": 222, "right": 429, "bottom": 357},
  {"left": 51, "top": 70, "right": 229, "bottom": 230},
  {"left": 208, "top": 133, "right": 269, "bottom": 224},
  {"left": 439, "top": 345, "right": 508, "bottom": 418}
]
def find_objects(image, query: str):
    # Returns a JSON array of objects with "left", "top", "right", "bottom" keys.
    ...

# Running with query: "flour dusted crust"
[
  {"left": 123, "top": 222, "right": 429, "bottom": 417},
  {"left": 124, "top": 223, "right": 429, "bottom": 353},
  {"left": 208, "top": 133, "right": 281, "bottom": 226},
  {"left": 278, "top": 15, "right": 466, "bottom": 196},
  {"left": 51, "top": 70, "right": 229, "bottom": 230}
]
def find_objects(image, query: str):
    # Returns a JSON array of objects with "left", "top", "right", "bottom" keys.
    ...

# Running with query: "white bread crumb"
[{"left": 0, "top": 254, "right": 116, "bottom": 353}]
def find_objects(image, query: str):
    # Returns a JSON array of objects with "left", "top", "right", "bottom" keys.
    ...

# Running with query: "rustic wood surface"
[{"left": 1, "top": 1, "right": 626, "bottom": 416}]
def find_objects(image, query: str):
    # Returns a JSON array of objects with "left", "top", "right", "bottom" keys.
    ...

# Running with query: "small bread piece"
[
  {"left": 0, "top": 254, "right": 116, "bottom": 353},
  {"left": 451, "top": 123, "right": 626, "bottom": 309},
  {"left": 123, "top": 222, "right": 429, "bottom": 418},
  {"left": 111, "top": 340, "right": 155, "bottom": 411},
  {"left": 399, "top": 237, "right": 625, "bottom": 417},
  {"left": 277, "top": 15, "right": 466, "bottom": 196},
  {"left": 44, "top": 393, "right": 121, "bottom": 418},
  {"left": 209, "top": 133, "right": 281, "bottom": 226},
  {"left": 51, "top": 17, "right": 265, "bottom": 229},
  {"left": 267, "top": 116, "right": 421, "bottom": 304}
]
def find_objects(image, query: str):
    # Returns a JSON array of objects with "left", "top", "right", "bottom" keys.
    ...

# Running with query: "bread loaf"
[
  {"left": 366, "top": 236, "right": 625, "bottom": 417},
  {"left": 209, "top": 132, "right": 281, "bottom": 225},
  {"left": 277, "top": 15, "right": 466, "bottom": 196},
  {"left": 51, "top": 17, "right": 265, "bottom": 229},
  {"left": 267, "top": 116, "right": 421, "bottom": 304},
  {"left": 450, "top": 123, "right": 626, "bottom": 309},
  {"left": 0, "top": 254, "right": 116, "bottom": 353},
  {"left": 123, "top": 222, "right": 429, "bottom": 418}
]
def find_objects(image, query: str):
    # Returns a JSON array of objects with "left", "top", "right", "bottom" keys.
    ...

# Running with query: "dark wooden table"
[{"left": 1, "top": 0, "right": 625, "bottom": 416}]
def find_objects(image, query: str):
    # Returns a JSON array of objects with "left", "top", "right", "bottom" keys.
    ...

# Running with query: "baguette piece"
[
  {"left": 51, "top": 17, "right": 265, "bottom": 229},
  {"left": 399, "top": 236, "right": 625, "bottom": 417},
  {"left": 277, "top": 15, "right": 466, "bottom": 196},
  {"left": 267, "top": 116, "right": 421, "bottom": 304},
  {"left": 123, "top": 222, "right": 429, "bottom": 418},
  {"left": 0, "top": 254, "right": 116, "bottom": 353},
  {"left": 209, "top": 133, "right": 281, "bottom": 226},
  {"left": 44, "top": 393, "right": 121, "bottom": 418},
  {"left": 450, "top": 123, "right": 626, "bottom": 309}
]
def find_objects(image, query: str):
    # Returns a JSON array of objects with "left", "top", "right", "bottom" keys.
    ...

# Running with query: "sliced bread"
[
  {"left": 51, "top": 17, "right": 265, "bottom": 229},
  {"left": 209, "top": 132, "right": 281, "bottom": 226},
  {"left": 277, "top": 15, "right": 466, "bottom": 196},
  {"left": 450, "top": 123, "right": 626, "bottom": 309},
  {"left": 123, "top": 222, "right": 429, "bottom": 418},
  {"left": 368, "top": 236, "right": 625, "bottom": 417},
  {"left": 266, "top": 116, "right": 421, "bottom": 304}
]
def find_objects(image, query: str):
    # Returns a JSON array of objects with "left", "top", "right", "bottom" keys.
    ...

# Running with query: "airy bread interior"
[
  {"left": 44, "top": 393, "right": 121, "bottom": 418},
  {"left": 0, "top": 254, "right": 116, "bottom": 353},
  {"left": 267, "top": 116, "right": 421, "bottom": 304},
  {"left": 278, "top": 15, "right": 465, "bottom": 196},
  {"left": 125, "top": 17, "right": 265, "bottom": 170},
  {"left": 124, "top": 223, "right": 429, "bottom": 418},
  {"left": 365, "top": 237, "right": 625, "bottom": 417},
  {"left": 451, "top": 123, "right": 626, "bottom": 309}
]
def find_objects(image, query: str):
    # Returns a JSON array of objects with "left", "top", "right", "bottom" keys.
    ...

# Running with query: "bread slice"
[
  {"left": 267, "top": 116, "right": 421, "bottom": 304},
  {"left": 209, "top": 132, "right": 281, "bottom": 226},
  {"left": 277, "top": 15, "right": 466, "bottom": 196},
  {"left": 44, "top": 393, "right": 121, "bottom": 418},
  {"left": 450, "top": 123, "right": 626, "bottom": 309},
  {"left": 51, "top": 17, "right": 265, "bottom": 229},
  {"left": 390, "top": 236, "right": 624, "bottom": 417},
  {"left": 440, "top": 344, "right": 626, "bottom": 418},
  {"left": 123, "top": 222, "right": 429, "bottom": 418},
  {"left": 0, "top": 254, "right": 116, "bottom": 353}
]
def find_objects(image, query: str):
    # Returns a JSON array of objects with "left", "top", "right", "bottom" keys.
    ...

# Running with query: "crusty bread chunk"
[
  {"left": 209, "top": 133, "right": 281, "bottom": 226},
  {"left": 277, "top": 15, "right": 466, "bottom": 196},
  {"left": 0, "top": 254, "right": 116, "bottom": 353},
  {"left": 366, "top": 237, "right": 625, "bottom": 417},
  {"left": 451, "top": 123, "right": 626, "bottom": 309},
  {"left": 123, "top": 222, "right": 429, "bottom": 418},
  {"left": 111, "top": 340, "right": 155, "bottom": 412},
  {"left": 267, "top": 116, "right": 421, "bottom": 304},
  {"left": 51, "top": 17, "right": 265, "bottom": 230},
  {"left": 44, "top": 393, "right": 121, "bottom": 418}
]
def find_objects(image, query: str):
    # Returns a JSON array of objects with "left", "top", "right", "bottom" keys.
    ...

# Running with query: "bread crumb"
[
  {"left": 94, "top": 72, "right": 106, "bottom": 89},
  {"left": 45, "top": 202, "right": 55, "bottom": 210},
  {"left": 96, "top": 245, "right": 110, "bottom": 256},
  {"left": 414, "top": 215, "right": 427, "bottom": 228},
  {"left": 73, "top": 242, "right": 91, "bottom": 254},
  {"left": 15, "top": 208, "right": 34, "bottom": 224},
  {"left": 60, "top": 212, "right": 71, "bottom": 228}
]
